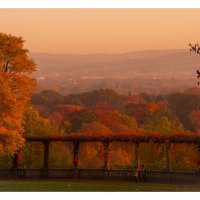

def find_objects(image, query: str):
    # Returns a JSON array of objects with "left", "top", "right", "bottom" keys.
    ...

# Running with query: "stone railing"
[{"left": 1, "top": 168, "right": 199, "bottom": 183}]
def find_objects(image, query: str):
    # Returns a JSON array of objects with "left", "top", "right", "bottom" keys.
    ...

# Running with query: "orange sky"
[{"left": 0, "top": 9, "right": 200, "bottom": 54}]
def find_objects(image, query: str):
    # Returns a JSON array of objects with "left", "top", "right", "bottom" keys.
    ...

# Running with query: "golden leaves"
[{"left": 0, "top": 32, "right": 36, "bottom": 155}]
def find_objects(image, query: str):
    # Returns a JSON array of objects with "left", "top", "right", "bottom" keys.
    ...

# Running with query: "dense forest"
[
  {"left": 30, "top": 88, "right": 200, "bottom": 134},
  {"left": 2, "top": 88, "right": 198, "bottom": 171}
]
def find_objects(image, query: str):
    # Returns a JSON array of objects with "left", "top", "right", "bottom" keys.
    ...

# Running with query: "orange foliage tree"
[
  {"left": 0, "top": 33, "right": 36, "bottom": 155},
  {"left": 124, "top": 102, "right": 158, "bottom": 125},
  {"left": 93, "top": 103, "right": 137, "bottom": 133}
]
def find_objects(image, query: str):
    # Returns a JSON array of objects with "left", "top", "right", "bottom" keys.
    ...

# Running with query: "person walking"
[{"left": 134, "top": 166, "right": 139, "bottom": 183}]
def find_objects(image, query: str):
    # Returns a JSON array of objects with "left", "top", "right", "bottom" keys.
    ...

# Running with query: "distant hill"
[
  {"left": 29, "top": 49, "right": 200, "bottom": 94},
  {"left": 184, "top": 87, "right": 200, "bottom": 95}
]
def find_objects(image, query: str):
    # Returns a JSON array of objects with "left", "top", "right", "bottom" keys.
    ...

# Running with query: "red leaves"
[
  {"left": 93, "top": 103, "right": 137, "bottom": 133},
  {"left": 56, "top": 104, "right": 84, "bottom": 116},
  {"left": 148, "top": 103, "right": 159, "bottom": 114}
]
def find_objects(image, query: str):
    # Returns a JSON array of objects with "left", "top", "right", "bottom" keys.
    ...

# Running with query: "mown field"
[{"left": 0, "top": 179, "right": 200, "bottom": 192}]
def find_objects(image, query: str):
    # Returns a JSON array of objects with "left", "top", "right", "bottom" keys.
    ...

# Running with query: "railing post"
[
  {"left": 165, "top": 141, "right": 171, "bottom": 173},
  {"left": 42, "top": 141, "right": 50, "bottom": 177},
  {"left": 135, "top": 142, "right": 139, "bottom": 168},
  {"left": 73, "top": 141, "right": 80, "bottom": 178},
  {"left": 103, "top": 142, "right": 109, "bottom": 171}
]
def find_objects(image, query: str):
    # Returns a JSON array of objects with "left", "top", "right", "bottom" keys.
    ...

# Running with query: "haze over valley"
[{"left": 30, "top": 49, "right": 200, "bottom": 95}]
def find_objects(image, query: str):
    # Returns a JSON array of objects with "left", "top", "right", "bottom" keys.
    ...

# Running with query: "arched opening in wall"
[
  {"left": 79, "top": 142, "right": 103, "bottom": 169},
  {"left": 170, "top": 143, "right": 198, "bottom": 172},
  {"left": 139, "top": 142, "right": 165, "bottom": 170},
  {"left": 109, "top": 142, "right": 133, "bottom": 169},
  {"left": 49, "top": 142, "right": 73, "bottom": 169},
  {"left": 20, "top": 142, "right": 44, "bottom": 169}
]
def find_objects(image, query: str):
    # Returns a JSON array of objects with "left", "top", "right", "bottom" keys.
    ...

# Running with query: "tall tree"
[{"left": 0, "top": 33, "right": 36, "bottom": 155}]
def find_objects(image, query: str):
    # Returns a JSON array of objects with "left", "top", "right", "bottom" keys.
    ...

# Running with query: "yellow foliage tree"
[{"left": 0, "top": 33, "right": 36, "bottom": 155}]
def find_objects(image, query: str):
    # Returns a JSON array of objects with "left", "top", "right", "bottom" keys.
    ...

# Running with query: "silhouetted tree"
[{"left": 189, "top": 43, "right": 200, "bottom": 84}]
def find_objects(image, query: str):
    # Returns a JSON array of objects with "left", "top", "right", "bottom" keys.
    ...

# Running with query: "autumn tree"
[
  {"left": 144, "top": 101, "right": 184, "bottom": 134},
  {"left": 23, "top": 106, "right": 61, "bottom": 136},
  {"left": 70, "top": 109, "right": 97, "bottom": 132},
  {"left": 31, "top": 90, "right": 63, "bottom": 110},
  {"left": 21, "top": 106, "right": 68, "bottom": 169},
  {"left": 63, "top": 89, "right": 125, "bottom": 109},
  {"left": 167, "top": 93, "right": 200, "bottom": 131},
  {"left": 144, "top": 116, "right": 185, "bottom": 134},
  {"left": 189, "top": 110, "right": 200, "bottom": 133},
  {"left": 54, "top": 104, "right": 84, "bottom": 133},
  {"left": 94, "top": 103, "right": 137, "bottom": 133},
  {"left": 125, "top": 102, "right": 159, "bottom": 126},
  {"left": 0, "top": 33, "right": 36, "bottom": 155}
]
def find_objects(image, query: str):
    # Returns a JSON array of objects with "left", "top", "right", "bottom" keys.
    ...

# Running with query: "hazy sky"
[{"left": 0, "top": 9, "right": 200, "bottom": 54}]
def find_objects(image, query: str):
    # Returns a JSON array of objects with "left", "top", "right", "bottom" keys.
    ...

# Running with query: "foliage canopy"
[{"left": 0, "top": 33, "right": 36, "bottom": 155}]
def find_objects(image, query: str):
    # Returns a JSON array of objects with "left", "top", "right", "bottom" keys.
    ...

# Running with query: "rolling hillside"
[{"left": 29, "top": 49, "right": 200, "bottom": 94}]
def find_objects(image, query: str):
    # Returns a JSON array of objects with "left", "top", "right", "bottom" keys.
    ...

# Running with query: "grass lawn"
[{"left": 0, "top": 179, "right": 199, "bottom": 192}]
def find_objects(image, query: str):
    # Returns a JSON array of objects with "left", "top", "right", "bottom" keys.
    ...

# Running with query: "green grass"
[{"left": 0, "top": 179, "right": 200, "bottom": 192}]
